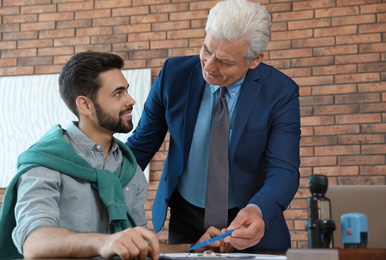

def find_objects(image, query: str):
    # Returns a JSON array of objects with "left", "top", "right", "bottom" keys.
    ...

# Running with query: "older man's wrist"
[{"left": 246, "top": 203, "right": 263, "bottom": 219}]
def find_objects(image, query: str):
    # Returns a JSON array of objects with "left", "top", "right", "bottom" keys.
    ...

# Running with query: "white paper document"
[{"left": 160, "top": 253, "right": 286, "bottom": 260}]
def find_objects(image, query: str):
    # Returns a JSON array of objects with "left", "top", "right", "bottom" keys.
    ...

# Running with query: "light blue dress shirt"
[{"left": 178, "top": 77, "right": 245, "bottom": 208}]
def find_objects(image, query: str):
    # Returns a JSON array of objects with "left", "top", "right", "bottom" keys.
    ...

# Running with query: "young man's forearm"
[
  {"left": 23, "top": 227, "right": 103, "bottom": 259},
  {"left": 23, "top": 226, "right": 160, "bottom": 259}
]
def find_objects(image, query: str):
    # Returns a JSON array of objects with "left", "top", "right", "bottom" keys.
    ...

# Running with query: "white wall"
[{"left": 0, "top": 69, "right": 151, "bottom": 187}]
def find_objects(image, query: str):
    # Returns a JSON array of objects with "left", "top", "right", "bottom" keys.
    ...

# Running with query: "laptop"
[{"left": 325, "top": 185, "right": 386, "bottom": 249}]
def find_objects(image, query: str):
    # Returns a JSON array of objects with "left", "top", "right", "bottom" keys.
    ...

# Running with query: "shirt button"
[
  {"left": 96, "top": 145, "right": 101, "bottom": 150},
  {"left": 125, "top": 187, "right": 129, "bottom": 191}
]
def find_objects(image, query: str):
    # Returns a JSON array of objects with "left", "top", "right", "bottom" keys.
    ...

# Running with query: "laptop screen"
[{"left": 325, "top": 185, "right": 386, "bottom": 249}]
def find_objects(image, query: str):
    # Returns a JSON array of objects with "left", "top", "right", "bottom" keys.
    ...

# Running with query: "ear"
[
  {"left": 75, "top": 96, "right": 93, "bottom": 116},
  {"left": 248, "top": 53, "right": 264, "bottom": 70}
]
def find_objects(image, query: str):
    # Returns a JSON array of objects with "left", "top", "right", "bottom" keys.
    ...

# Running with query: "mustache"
[{"left": 121, "top": 106, "right": 133, "bottom": 115}]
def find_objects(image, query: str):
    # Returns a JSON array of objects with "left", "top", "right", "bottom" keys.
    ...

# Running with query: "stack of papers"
[{"left": 160, "top": 253, "right": 286, "bottom": 260}]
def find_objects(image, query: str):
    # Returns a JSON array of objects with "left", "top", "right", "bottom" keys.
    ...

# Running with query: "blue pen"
[{"left": 189, "top": 230, "right": 234, "bottom": 251}]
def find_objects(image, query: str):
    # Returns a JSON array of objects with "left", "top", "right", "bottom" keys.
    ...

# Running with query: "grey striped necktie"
[{"left": 204, "top": 87, "right": 230, "bottom": 229}]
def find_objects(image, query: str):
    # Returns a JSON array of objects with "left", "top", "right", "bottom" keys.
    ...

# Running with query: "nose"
[
  {"left": 205, "top": 55, "right": 218, "bottom": 71},
  {"left": 125, "top": 92, "right": 136, "bottom": 106}
]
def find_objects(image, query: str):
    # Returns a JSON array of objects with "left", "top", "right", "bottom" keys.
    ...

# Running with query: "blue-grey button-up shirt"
[{"left": 178, "top": 77, "right": 244, "bottom": 208}]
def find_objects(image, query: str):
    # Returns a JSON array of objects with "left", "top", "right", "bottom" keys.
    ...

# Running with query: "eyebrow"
[
  {"left": 203, "top": 44, "right": 211, "bottom": 54},
  {"left": 111, "top": 85, "right": 129, "bottom": 94},
  {"left": 203, "top": 44, "right": 236, "bottom": 65}
]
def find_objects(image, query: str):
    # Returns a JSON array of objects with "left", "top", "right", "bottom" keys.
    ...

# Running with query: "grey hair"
[{"left": 205, "top": 0, "right": 271, "bottom": 60}]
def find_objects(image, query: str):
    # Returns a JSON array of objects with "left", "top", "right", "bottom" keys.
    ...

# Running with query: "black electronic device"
[{"left": 305, "top": 174, "right": 336, "bottom": 248}]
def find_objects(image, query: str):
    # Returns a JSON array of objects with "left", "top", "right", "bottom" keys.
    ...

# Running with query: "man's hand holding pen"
[
  {"left": 191, "top": 227, "right": 234, "bottom": 253},
  {"left": 224, "top": 206, "right": 265, "bottom": 250}
]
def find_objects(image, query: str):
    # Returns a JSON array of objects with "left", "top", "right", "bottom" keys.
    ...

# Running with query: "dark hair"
[{"left": 59, "top": 51, "right": 125, "bottom": 117}]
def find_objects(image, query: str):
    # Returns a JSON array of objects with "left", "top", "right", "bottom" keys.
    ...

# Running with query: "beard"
[{"left": 94, "top": 101, "right": 133, "bottom": 134}]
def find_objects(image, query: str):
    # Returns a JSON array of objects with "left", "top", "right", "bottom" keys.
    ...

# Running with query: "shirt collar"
[
  {"left": 66, "top": 121, "right": 119, "bottom": 157},
  {"left": 210, "top": 76, "right": 245, "bottom": 99}
]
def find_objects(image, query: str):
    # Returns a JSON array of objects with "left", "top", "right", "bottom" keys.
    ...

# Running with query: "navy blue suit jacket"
[{"left": 127, "top": 55, "right": 300, "bottom": 251}]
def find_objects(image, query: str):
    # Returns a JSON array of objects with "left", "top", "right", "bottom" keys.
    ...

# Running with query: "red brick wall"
[{"left": 1, "top": 0, "right": 385, "bottom": 248}]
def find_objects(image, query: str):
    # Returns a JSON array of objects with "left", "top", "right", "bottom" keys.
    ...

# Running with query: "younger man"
[{"left": 0, "top": 51, "right": 223, "bottom": 260}]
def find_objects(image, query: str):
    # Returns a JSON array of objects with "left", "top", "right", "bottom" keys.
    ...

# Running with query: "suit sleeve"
[
  {"left": 126, "top": 64, "right": 169, "bottom": 171},
  {"left": 250, "top": 78, "right": 301, "bottom": 227}
]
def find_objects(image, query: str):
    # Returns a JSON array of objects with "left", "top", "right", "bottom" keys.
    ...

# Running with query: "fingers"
[
  {"left": 194, "top": 227, "right": 235, "bottom": 253},
  {"left": 219, "top": 242, "right": 234, "bottom": 253},
  {"left": 139, "top": 228, "right": 160, "bottom": 260},
  {"left": 196, "top": 226, "right": 221, "bottom": 244},
  {"left": 131, "top": 235, "right": 150, "bottom": 260},
  {"left": 227, "top": 225, "right": 264, "bottom": 248},
  {"left": 224, "top": 207, "right": 265, "bottom": 250},
  {"left": 130, "top": 227, "right": 160, "bottom": 260},
  {"left": 99, "top": 227, "right": 160, "bottom": 260},
  {"left": 207, "top": 226, "right": 223, "bottom": 240},
  {"left": 227, "top": 207, "right": 254, "bottom": 231}
]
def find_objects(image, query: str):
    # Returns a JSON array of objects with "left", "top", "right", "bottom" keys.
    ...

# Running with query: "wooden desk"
[{"left": 287, "top": 248, "right": 386, "bottom": 260}]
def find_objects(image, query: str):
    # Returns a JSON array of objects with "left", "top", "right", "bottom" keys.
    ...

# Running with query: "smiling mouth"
[
  {"left": 205, "top": 71, "right": 219, "bottom": 78},
  {"left": 121, "top": 110, "right": 132, "bottom": 118}
]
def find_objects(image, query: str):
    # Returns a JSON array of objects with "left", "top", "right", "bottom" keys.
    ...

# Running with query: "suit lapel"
[
  {"left": 230, "top": 67, "right": 263, "bottom": 161},
  {"left": 182, "top": 62, "right": 266, "bottom": 166},
  {"left": 183, "top": 62, "right": 206, "bottom": 163}
]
